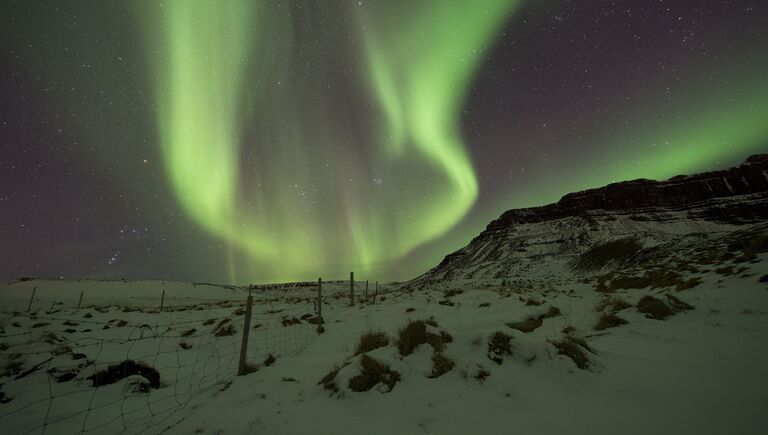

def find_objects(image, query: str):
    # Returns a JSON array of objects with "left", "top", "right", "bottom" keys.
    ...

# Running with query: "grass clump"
[
  {"left": 397, "top": 320, "right": 451, "bottom": 355},
  {"left": 594, "top": 313, "right": 628, "bottom": 331},
  {"left": 429, "top": 353, "right": 454, "bottom": 379},
  {"left": 355, "top": 331, "right": 389, "bottom": 356},
  {"left": 595, "top": 297, "right": 632, "bottom": 313},
  {"left": 348, "top": 355, "right": 400, "bottom": 393},
  {"left": 636, "top": 296, "right": 675, "bottom": 320},
  {"left": 506, "top": 318, "right": 542, "bottom": 333},
  {"left": 214, "top": 319, "right": 236, "bottom": 337},
  {"left": 666, "top": 294, "right": 694, "bottom": 311},
  {"left": 443, "top": 289, "right": 463, "bottom": 298},
  {"left": 487, "top": 331, "right": 513, "bottom": 364},
  {"left": 319, "top": 366, "right": 341, "bottom": 394},
  {"left": 552, "top": 336, "right": 591, "bottom": 370}
]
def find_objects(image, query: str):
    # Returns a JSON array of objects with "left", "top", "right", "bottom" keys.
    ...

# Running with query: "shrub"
[
  {"left": 594, "top": 313, "right": 628, "bottom": 331},
  {"left": 348, "top": 355, "right": 400, "bottom": 393},
  {"left": 487, "top": 331, "right": 513, "bottom": 364}
]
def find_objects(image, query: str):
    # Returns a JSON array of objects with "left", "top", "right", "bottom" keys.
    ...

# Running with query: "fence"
[{"left": 0, "top": 284, "right": 342, "bottom": 434}]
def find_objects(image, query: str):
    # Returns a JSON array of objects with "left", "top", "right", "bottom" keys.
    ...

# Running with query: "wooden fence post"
[
  {"left": 365, "top": 280, "right": 369, "bottom": 302},
  {"left": 349, "top": 272, "right": 355, "bottom": 306},
  {"left": 317, "top": 277, "right": 323, "bottom": 321},
  {"left": 159, "top": 290, "right": 165, "bottom": 312},
  {"left": 238, "top": 289, "right": 254, "bottom": 376},
  {"left": 27, "top": 286, "right": 37, "bottom": 312},
  {"left": 77, "top": 291, "right": 84, "bottom": 311},
  {"left": 373, "top": 281, "right": 378, "bottom": 303}
]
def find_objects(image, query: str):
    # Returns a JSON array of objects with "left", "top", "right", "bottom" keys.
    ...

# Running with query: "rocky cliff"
[{"left": 411, "top": 154, "right": 768, "bottom": 287}]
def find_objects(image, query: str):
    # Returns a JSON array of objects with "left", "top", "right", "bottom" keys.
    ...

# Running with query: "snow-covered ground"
[{"left": 1, "top": 257, "right": 767, "bottom": 434}]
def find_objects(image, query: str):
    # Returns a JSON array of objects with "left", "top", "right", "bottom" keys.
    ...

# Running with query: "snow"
[{"left": 1, "top": 259, "right": 768, "bottom": 434}]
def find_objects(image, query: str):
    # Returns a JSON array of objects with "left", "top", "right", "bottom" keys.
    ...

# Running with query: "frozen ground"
[{"left": 1, "top": 258, "right": 768, "bottom": 434}]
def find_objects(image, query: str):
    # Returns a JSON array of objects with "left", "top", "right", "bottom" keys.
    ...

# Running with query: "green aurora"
[{"left": 140, "top": 0, "right": 520, "bottom": 282}]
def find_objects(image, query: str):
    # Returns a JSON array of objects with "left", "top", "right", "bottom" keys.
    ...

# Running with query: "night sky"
[{"left": 1, "top": 0, "right": 767, "bottom": 284}]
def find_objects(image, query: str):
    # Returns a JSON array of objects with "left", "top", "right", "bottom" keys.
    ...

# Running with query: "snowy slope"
[{"left": 2, "top": 253, "right": 768, "bottom": 434}]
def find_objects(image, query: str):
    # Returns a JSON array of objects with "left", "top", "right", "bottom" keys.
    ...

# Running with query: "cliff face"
[
  {"left": 488, "top": 154, "right": 768, "bottom": 229},
  {"left": 411, "top": 154, "right": 768, "bottom": 286}
]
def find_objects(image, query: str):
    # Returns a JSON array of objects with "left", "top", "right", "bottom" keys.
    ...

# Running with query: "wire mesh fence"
[{"left": 0, "top": 289, "right": 336, "bottom": 434}]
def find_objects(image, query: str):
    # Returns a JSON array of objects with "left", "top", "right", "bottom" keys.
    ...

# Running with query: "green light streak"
[
  {"left": 140, "top": 0, "right": 521, "bottom": 282},
  {"left": 350, "top": 0, "right": 521, "bottom": 269},
  {"left": 502, "top": 69, "right": 768, "bottom": 210}
]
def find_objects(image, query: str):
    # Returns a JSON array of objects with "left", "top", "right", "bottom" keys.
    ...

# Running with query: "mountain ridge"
[{"left": 411, "top": 154, "right": 768, "bottom": 286}]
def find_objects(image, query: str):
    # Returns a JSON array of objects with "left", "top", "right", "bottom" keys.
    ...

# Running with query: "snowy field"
[{"left": 1, "top": 261, "right": 767, "bottom": 434}]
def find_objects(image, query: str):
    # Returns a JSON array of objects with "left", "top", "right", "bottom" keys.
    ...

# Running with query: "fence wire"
[{"left": 0, "top": 293, "right": 331, "bottom": 434}]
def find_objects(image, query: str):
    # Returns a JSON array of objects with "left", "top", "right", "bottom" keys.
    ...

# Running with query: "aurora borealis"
[{"left": 1, "top": 1, "right": 767, "bottom": 284}]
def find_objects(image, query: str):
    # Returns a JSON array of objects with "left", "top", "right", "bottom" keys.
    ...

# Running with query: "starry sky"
[{"left": 1, "top": 0, "right": 767, "bottom": 284}]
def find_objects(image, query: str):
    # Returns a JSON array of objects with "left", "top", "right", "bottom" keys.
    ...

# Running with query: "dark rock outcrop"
[{"left": 488, "top": 154, "right": 768, "bottom": 229}]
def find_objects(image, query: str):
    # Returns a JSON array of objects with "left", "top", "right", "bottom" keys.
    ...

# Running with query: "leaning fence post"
[
  {"left": 373, "top": 281, "right": 378, "bottom": 303},
  {"left": 26, "top": 286, "right": 37, "bottom": 312},
  {"left": 159, "top": 290, "right": 165, "bottom": 312},
  {"left": 350, "top": 272, "right": 355, "bottom": 306},
  {"left": 77, "top": 291, "right": 84, "bottom": 311},
  {"left": 238, "top": 289, "right": 254, "bottom": 376}
]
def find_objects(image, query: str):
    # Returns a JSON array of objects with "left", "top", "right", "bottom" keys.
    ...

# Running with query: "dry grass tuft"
[
  {"left": 354, "top": 331, "right": 389, "bottom": 356},
  {"left": 506, "top": 318, "right": 542, "bottom": 333},
  {"left": 487, "top": 331, "right": 513, "bottom": 364},
  {"left": 348, "top": 355, "right": 400, "bottom": 393},
  {"left": 552, "top": 336, "right": 591, "bottom": 370},
  {"left": 544, "top": 306, "right": 562, "bottom": 318},
  {"left": 429, "top": 353, "right": 455, "bottom": 379},
  {"left": 397, "top": 320, "right": 450, "bottom": 355},
  {"left": 594, "top": 313, "right": 628, "bottom": 331},
  {"left": 319, "top": 366, "right": 341, "bottom": 393},
  {"left": 636, "top": 295, "right": 675, "bottom": 320},
  {"left": 666, "top": 294, "right": 694, "bottom": 311},
  {"left": 214, "top": 320, "right": 236, "bottom": 337},
  {"left": 595, "top": 297, "right": 632, "bottom": 313}
]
